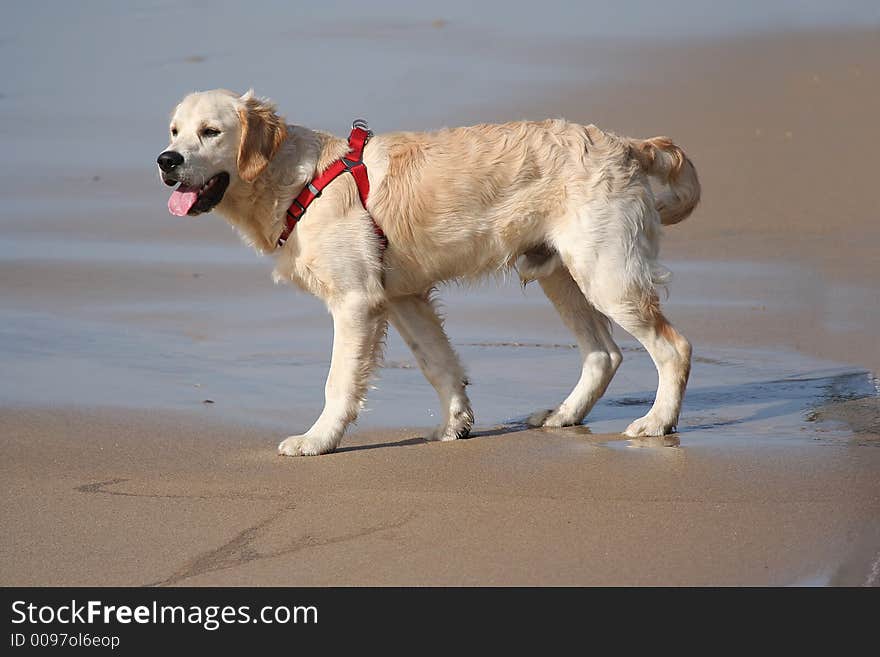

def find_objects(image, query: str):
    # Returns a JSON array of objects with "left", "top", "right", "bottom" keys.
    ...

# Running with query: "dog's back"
[{"left": 365, "top": 120, "right": 699, "bottom": 291}]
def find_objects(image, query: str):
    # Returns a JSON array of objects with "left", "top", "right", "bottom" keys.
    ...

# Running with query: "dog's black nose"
[{"left": 157, "top": 150, "right": 184, "bottom": 172}]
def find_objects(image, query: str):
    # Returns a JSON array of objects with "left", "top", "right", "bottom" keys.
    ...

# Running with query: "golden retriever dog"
[{"left": 157, "top": 89, "right": 700, "bottom": 456}]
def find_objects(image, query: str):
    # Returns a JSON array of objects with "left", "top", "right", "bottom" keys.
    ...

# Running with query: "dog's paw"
[
  {"left": 277, "top": 434, "right": 336, "bottom": 457},
  {"left": 527, "top": 406, "right": 582, "bottom": 428},
  {"left": 526, "top": 408, "right": 553, "bottom": 427},
  {"left": 428, "top": 423, "right": 471, "bottom": 442},
  {"left": 624, "top": 414, "right": 677, "bottom": 438},
  {"left": 428, "top": 407, "right": 474, "bottom": 442}
]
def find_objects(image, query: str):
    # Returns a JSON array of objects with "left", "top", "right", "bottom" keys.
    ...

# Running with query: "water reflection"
[{"left": 627, "top": 435, "right": 681, "bottom": 449}]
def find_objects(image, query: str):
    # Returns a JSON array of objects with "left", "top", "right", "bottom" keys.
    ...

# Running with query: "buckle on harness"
[{"left": 352, "top": 118, "right": 373, "bottom": 138}]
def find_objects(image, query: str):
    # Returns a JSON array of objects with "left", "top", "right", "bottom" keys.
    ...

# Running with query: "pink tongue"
[{"left": 168, "top": 184, "right": 199, "bottom": 216}]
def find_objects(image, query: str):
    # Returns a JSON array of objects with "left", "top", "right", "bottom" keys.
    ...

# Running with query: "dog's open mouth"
[{"left": 167, "top": 172, "right": 230, "bottom": 217}]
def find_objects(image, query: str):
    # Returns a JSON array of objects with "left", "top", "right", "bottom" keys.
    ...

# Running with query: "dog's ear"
[{"left": 237, "top": 91, "right": 288, "bottom": 183}]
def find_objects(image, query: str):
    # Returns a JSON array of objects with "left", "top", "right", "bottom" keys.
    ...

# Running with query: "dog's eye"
[{"left": 201, "top": 127, "right": 221, "bottom": 138}]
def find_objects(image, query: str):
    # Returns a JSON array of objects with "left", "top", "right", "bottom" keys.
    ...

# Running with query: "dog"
[{"left": 157, "top": 89, "right": 700, "bottom": 456}]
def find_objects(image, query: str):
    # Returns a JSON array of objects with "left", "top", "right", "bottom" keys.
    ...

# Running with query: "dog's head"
[{"left": 158, "top": 89, "right": 287, "bottom": 216}]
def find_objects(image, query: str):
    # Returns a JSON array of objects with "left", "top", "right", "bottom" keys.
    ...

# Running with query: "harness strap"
[{"left": 277, "top": 121, "right": 386, "bottom": 251}]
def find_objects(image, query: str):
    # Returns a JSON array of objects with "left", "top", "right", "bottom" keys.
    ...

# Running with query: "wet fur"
[{"left": 162, "top": 90, "right": 701, "bottom": 455}]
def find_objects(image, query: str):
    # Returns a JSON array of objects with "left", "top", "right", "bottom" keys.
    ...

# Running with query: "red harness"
[{"left": 277, "top": 120, "right": 387, "bottom": 251}]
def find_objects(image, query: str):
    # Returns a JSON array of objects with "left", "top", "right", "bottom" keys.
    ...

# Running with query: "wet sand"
[
  {"left": 1, "top": 27, "right": 879, "bottom": 585},
  {"left": 3, "top": 406, "right": 880, "bottom": 586}
]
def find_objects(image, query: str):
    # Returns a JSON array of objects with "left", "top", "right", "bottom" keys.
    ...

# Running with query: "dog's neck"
[{"left": 216, "top": 126, "right": 346, "bottom": 253}]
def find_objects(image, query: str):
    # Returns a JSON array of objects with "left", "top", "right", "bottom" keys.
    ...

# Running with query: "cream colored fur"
[{"left": 161, "top": 90, "right": 701, "bottom": 455}]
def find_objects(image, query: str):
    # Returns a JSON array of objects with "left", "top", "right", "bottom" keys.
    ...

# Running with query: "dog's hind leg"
[
  {"left": 617, "top": 305, "right": 691, "bottom": 437},
  {"left": 556, "top": 206, "right": 692, "bottom": 436},
  {"left": 602, "top": 294, "right": 690, "bottom": 437},
  {"left": 527, "top": 268, "right": 622, "bottom": 427},
  {"left": 278, "top": 292, "right": 387, "bottom": 456},
  {"left": 388, "top": 293, "right": 473, "bottom": 441}
]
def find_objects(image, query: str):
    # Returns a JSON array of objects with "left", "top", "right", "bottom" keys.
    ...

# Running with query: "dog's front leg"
[
  {"left": 278, "top": 293, "right": 387, "bottom": 456},
  {"left": 388, "top": 294, "right": 473, "bottom": 441}
]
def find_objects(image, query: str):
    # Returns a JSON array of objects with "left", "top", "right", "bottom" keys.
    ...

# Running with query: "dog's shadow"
[{"left": 335, "top": 423, "right": 536, "bottom": 454}]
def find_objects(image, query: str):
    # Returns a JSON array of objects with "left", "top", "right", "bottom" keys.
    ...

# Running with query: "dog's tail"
[{"left": 627, "top": 136, "right": 701, "bottom": 226}]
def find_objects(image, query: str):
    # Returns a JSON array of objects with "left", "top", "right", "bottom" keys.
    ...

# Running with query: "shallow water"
[{"left": 1, "top": 229, "right": 876, "bottom": 450}]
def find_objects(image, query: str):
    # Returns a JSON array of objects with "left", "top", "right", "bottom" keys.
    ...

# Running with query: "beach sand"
[
  {"left": 1, "top": 26, "right": 878, "bottom": 586},
  {"left": 3, "top": 406, "right": 880, "bottom": 586}
]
